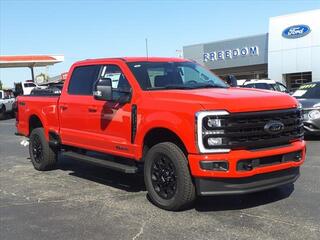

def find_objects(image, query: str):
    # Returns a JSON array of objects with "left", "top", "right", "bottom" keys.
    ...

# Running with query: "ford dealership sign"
[{"left": 282, "top": 25, "right": 311, "bottom": 39}]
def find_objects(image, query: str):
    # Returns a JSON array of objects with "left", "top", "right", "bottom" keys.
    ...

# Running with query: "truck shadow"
[
  {"left": 194, "top": 184, "right": 294, "bottom": 212},
  {"left": 304, "top": 135, "right": 320, "bottom": 141},
  {"left": 55, "top": 154, "right": 294, "bottom": 212},
  {"left": 56, "top": 154, "right": 146, "bottom": 193}
]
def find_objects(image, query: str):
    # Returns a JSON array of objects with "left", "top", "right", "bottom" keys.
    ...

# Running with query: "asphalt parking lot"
[{"left": 0, "top": 118, "right": 319, "bottom": 240}]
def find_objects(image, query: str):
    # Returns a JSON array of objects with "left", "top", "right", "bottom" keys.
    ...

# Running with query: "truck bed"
[{"left": 16, "top": 95, "right": 60, "bottom": 138}]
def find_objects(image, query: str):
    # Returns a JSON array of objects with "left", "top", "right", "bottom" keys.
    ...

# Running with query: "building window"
[{"left": 284, "top": 72, "right": 312, "bottom": 90}]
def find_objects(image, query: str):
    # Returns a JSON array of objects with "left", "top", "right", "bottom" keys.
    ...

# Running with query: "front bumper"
[
  {"left": 188, "top": 140, "right": 306, "bottom": 195},
  {"left": 196, "top": 167, "right": 299, "bottom": 195},
  {"left": 303, "top": 119, "right": 320, "bottom": 135}
]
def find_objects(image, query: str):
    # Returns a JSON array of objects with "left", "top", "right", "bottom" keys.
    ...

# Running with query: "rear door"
[{"left": 59, "top": 64, "right": 101, "bottom": 148}]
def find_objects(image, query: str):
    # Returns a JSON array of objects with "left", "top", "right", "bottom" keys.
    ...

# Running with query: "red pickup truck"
[{"left": 16, "top": 57, "right": 306, "bottom": 210}]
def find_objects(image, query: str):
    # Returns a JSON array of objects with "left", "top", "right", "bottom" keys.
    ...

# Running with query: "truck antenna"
[{"left": 145, "top": 38, "right": 149, "bottom": 59}]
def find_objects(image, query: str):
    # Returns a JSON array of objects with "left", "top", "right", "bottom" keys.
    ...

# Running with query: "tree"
[{"left": 0, "top": 80, "right": 3, "bottom": 90}]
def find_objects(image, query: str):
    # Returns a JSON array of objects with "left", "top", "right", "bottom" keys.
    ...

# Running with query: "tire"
[
  {"left": 10, "top": 110, "right": 16, "bottom": 119},
  {"left": 0, "top": 105, "right": 6, "bottom": 120},
  {"left": 144, "top": 142, "right": 195, "bottom": 211},
  {"left": 29, "top": 128, "right": 57, "bottom": 171}
]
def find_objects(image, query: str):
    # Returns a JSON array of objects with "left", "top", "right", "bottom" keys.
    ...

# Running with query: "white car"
[
  {"left": 14, "top": 81, "right": 41, "bottom": 96},
  {"left": 238, "top": 79, "right": 289, "bottom": 93},
  {"left": 0, "top": 89, "right": 16, "bottom": 119},
  {"left": 22, "top": 81, "right": 38, "bottom": 95}
]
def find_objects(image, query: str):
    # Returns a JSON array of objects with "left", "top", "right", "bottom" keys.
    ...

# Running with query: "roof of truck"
[{"left": 76, "top": 57, "right": 190, "bottom": 64}]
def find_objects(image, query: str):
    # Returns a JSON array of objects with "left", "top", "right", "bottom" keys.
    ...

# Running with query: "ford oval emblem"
[
  {"left": 282, "top": 25, "right": 311, "bottom": 39},
  {"left": 264, "top": 121, "right": 285, "bottom": 135}
]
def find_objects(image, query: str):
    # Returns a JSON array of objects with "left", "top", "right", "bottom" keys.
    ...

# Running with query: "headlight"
[
  {"left": 314, "top": 103, "right": 320, "bottom": 108},
  {"left": 308, "top": 110, "right": 320, "bottom": 120},
  {"left": 196, "top": 110, "right": 230, "bottom": 153},
  {"left": 207, "top": 137, "right": 223, "bottom": 146},
  {"left": 297, "top": 102, "right": 303, "bottom": 109}
]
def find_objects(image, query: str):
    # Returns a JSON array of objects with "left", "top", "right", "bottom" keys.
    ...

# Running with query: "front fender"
[{"left": 135, "top": 111, "right": 198, "bottom": 159}]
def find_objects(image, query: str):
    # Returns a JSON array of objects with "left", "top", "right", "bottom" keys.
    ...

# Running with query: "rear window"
[
  {"left": 68, "top": 65, "right": 101, "bottom": 95},
  {"left": 0, "top": 91, "right": 2, "bottom": 99},
  {"left": 245, "top": 83, "right": 272, "bottom": 90},
  {"left": 24, "top": 83, "right": 36, "bottom": 88}
]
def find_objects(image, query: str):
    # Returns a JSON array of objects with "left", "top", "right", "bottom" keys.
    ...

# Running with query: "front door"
[{"left": 85, "top": 64, "right": 134, "bottom": 158}]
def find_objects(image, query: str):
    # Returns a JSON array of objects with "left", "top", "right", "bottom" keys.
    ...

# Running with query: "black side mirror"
[
  {"left": 93, "top": 78, "right": 112, "bottom": 101},
  {"left": 226, "top": 75, "right": 238, "bottom": 87}
]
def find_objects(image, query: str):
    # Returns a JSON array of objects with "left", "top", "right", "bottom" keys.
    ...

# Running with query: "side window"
[
  {"left": 245, "top": 83, "right": 255, "bottom": 88},
  {"left": 277, "top": 83, "right": 288, "bottom": 92},
  {"left": 68, "top": 65, "right": 101, "bottom": 95},
  {"left": 147, "top": 68, "right": 165, "bottom": 87},
  {"left": 100, "top": 65, "right": 131, "bottom": 100}
]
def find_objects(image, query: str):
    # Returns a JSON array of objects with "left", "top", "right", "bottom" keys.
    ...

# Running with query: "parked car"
[
  {"left": 239, "top": 79, "right": 289, "bottom": 93},
  {"left": 292, "top": 82, "right": 320, "bottom": 136},
  {"left": 0, "top": 89, "right": 16, "bottom": 119},
  {"left": 14, "top": 80, "right": 40, "bottom": 96},
  {"left": 16, "top": 57, "right": 305, "bottom": 211}
]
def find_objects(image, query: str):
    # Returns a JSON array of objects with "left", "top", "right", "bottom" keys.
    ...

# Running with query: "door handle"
[
  {"left": 88, "top": 106, "right": 97, "bottom": 112},
  {"left": 60, "top": 104, "right": 68, "bottom": 111}
]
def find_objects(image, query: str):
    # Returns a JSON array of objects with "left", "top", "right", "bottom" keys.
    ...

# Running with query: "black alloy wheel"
[
  {"left": 31, "top": 134, "right": 44, "bottom": 163},
  {"left": 144, "top": 142, "right": 196, "bottom": 211},
  {"left": 29, "top": 128, "right": 57, "bottom": 171},
  {"left": 151, "top": 154, "right": 177, "bottom": 199}
]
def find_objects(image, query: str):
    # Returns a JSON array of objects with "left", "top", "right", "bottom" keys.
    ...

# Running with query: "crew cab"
[
  {"left": 16, "top": 57, "right": 306, "bottom": 210},
  {"left": 0, "top": 89, "right": 16, "bottom": 119}
]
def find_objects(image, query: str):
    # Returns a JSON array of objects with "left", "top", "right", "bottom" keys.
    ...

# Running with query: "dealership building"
[{"left": 183, "top": 9, "right": 320, "bottom": 89}]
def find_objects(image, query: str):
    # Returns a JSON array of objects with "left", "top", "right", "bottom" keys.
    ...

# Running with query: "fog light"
[
  {"left": 207, "top": 137, "right": 223, "bottom": 146},
  {"left": 293, "top": 152, "right": 302, "bottom": 162},
  {"left": 200, "top": 161, "right": 229, "bottom": 171}
]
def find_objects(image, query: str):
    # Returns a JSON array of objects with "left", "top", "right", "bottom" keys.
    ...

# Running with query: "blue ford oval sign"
[{"left": 282, "top": 25, "right": 311, "bottom": 39}]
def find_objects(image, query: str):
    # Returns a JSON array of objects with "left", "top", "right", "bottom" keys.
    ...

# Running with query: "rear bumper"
[{"left": 195, "top": 167, "right": 299, "bottom": 196}]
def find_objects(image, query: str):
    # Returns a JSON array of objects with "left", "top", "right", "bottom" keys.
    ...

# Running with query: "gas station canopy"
[
  {"left": 0, "top": 55, "right": 64, "bottom": 81},
  {"left": 0, "top": 55, "right": 64, "bottom": 68}
]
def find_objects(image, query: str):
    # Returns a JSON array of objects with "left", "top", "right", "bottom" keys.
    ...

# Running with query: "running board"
[{"left": 63, "top": 152, "right": 138, "bottom": 174}]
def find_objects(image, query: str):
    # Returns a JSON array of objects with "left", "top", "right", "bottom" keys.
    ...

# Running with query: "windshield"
[
  {"left": 127, "top": 61, "right": 228, "bottom": 90},
  {"left": 292, "top": 83, "right": 320, "bottom": 99}
]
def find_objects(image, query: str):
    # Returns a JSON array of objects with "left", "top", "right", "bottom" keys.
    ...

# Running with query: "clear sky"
[{"left": 1, "top": 0, "right": 319, "bottom": 87}]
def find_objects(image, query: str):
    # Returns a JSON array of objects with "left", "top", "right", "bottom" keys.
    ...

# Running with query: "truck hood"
[{"left": 148, "top": 87, "right": 298, "bottom": 113}]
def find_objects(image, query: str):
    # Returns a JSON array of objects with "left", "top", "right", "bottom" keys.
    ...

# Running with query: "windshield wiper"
[
  {"left": 161, "top": 84, "right": 195, "bottom": 90},
  {"left": 149, "top": 83, "right": 228, "bottom": 90},
  {"left": 188, "top": 83, "right": 228, "bottom": 89}
]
